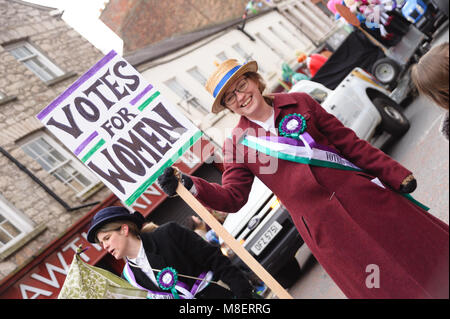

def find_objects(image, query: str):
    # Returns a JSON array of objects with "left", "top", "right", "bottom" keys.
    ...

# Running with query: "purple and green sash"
[
  {"left": 241, "top": 132, "right": 361, "bottom": 171},
  {"left": 240, "top": 132, "right": 429, "bottom": 211},
  {"left": 123, "top": 263, "right": 213, "bottom": 299}
]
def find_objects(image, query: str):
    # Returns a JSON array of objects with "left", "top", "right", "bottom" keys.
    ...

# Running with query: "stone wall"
[{"left": 0, "top": 0, "right": 111, "bottom": 280}]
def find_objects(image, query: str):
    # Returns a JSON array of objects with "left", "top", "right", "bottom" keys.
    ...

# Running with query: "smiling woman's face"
[{"left": 223, "top": 75, "right": 265, "bottom": 120}]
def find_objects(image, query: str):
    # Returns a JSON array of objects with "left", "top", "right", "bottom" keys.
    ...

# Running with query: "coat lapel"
[
  {"left": 141, "top": 233, "right": 167, "bottom": 272},
  {"left": 233, "top": 93, "right": 299, "bottom": 141},
  {"left": 272, "top": 93, "right": 300, "bottom": 124}
]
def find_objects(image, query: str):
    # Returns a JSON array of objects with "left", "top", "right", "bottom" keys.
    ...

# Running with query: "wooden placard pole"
[{"left": 176, "top": 183, "right": 294, "bottom": 299}]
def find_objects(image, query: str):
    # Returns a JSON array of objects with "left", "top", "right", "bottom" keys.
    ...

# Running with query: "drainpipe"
[
  {"left": 237, "top": 17, "right": 256, "bottom": 41},
  {"left": 0, "top": 146, "right": 99, "bottom": 212}
]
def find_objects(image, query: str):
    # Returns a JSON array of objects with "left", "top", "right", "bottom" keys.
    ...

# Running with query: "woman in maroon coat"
[{"left": 158, "top": 59, "right": 449, "bottom": 298}]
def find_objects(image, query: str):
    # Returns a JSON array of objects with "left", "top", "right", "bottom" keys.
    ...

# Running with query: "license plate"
[{"left": 250, "top": 221, "right": 282, "bottom": 256}]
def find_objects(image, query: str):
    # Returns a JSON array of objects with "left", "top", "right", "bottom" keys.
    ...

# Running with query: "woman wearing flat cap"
[
  {"left": 87, "top": 206, "right": 254, "bottom": 299},
  {"left": 158, "top": 59, "right": 449, "bottom": 298}
]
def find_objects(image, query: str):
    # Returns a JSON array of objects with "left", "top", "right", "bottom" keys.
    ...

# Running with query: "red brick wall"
[
  {"left": 99, "top": 0, "right": 138, "bottom": 34},
  {"left": 101, "top": 0, "right": 252, "bottom": 53}
]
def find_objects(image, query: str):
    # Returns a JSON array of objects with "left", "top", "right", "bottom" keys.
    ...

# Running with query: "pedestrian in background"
[
  {"left": 158, "top": 59, "right": 449, "bottom": 298},
  {"left": 411, "top": 42, "right": 449, "bottom": 140}
]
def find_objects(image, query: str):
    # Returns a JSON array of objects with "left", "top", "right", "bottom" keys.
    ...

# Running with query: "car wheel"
[
  {"left": 372, "top": 58, "right": 401, "bottom": 86},
  {"left": 273, "top": 257, "right": 301, "bottom": 289},
  {"left": 373, "top": 96, "right": 410, "bottom": 137}
]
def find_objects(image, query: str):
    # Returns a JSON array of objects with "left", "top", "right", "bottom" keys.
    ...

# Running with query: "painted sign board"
[{"left": 36, "top": 50, "right": 202, "bottom": 206}]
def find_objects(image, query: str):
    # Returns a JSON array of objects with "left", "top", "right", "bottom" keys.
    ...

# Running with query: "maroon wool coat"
[{"left": 191, "top": 92, "right": 449, "bottom": 299}]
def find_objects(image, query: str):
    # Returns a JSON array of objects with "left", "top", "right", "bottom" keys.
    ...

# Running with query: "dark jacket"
[{"left": 125, "top": 222, "right": 253, "bottom": 299}]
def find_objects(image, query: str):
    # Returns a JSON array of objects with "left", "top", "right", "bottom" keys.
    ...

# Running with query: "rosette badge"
[
  {"left": 279, "top": 113, "right": 307, "bottom": 139},
  {"left": 157, "top": 267, "right": 179, "bottom": 299}
]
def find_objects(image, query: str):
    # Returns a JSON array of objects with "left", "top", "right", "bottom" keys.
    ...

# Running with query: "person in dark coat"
[
  {"left": 158, "top": 59, "right": 449, "bottom": 299},
  {"left": 86, "top": 206, "right": 254, "bottom": 299}
]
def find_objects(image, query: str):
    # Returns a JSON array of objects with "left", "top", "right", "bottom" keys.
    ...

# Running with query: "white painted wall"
[{"left": 140, "top": 10, "right": 335, "bottom": 147}]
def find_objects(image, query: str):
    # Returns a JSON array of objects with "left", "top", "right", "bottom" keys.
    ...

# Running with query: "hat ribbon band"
[{"left": 213, "top": 65, "right": 242, "bottom": 98}]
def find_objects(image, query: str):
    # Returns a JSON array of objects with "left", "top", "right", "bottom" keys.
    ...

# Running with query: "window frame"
[
  {"left": 164, "top": 77, "right": 208, "bottom": 114},
  {"left": 19, "top": 132, "right": 100, "bottom": 198},
  {"left": 0, "top": 194, "right": 34, "bottom": 254},
  {"left": 187, "top": 66, "right": 207, "bottom": 86},
  {"left": 4, "top": 41, "right": 64, "bottom": 82},
  {"left": 231, "top": 43, "right": 266, "bottom": 74}
]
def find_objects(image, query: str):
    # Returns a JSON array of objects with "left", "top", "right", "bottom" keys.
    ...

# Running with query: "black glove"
[
  {"left": 399, "top": 177, "right": 417, "bottom": 194},
  {"left": 157, "top": 167, "right": 193, "bottom": 197}
]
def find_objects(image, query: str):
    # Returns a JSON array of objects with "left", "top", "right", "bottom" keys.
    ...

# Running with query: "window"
[
  {"left": 187, "top": 67, "right": 207, "bottom": 86},
  {"left": 0, "top": 195, "right": 33, "bottom": 254},
  {"left": 277, "top": 20, "right": 313, "bottom": 50},
  {"left": 216, "top": 52, "right": 228, "bottom": 62},
  {"left": 0, "top": 213, "right": 22, "bottom": 250},
  {"left": 5, "top": 41, "right": 64, "bottom": 82},
  {"left": 255, "top": 32, "right": 286, "bottom": 60},
  {"left": 268, "top": 26, "right": 295, "bottom": 50},
  {"left": 232, "top": 43, "right": 252, "bottom": 62},
  {"left": 21, "top": 133, "right": 99, "bottom": 197},
  {"left": 312, "top": 0, "right": 334, "bottom": 18},
  {"left": 278, "top": 21, "right": 301, "bottom": 41},
  {"left": 164, "top": 78, "right": 207, "bottom": 113},
  {"left": 231, "top": 43, "right": 265, "bottom": 73}
]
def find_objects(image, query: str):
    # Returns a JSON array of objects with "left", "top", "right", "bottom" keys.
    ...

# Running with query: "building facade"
[
  {"left": 0, "top": 0, "right": 339, "bottom": 298},
  {"left": 0, "top": 1, "right": 228, "bottom": 298},
  {"left": 100, "top": 0, "right": 253, "bottom": 53},
  {"left": 0, "top": 0, "right": 110, "bottom": 280},
  {"left": 124, "top": 6, "right": 338, "bottom": 147}
]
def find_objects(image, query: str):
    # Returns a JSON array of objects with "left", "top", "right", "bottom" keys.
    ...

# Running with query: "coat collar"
[
  {"left": 140, "top": 231, "right": 167, "bottom": 271},
  {"left": 233, "top": 93, "right": 298, "bottom": 142},
  {"left": 272, "top": 93, "right": 298, "bottom": 120}
]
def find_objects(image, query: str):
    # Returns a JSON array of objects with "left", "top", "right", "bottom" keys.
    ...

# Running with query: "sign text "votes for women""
[{"left": 37, "top": 50, "right": 201, "bottom": 206}]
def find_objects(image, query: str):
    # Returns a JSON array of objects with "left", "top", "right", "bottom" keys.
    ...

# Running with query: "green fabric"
[
  {"left": 241, "top": 137, "right": 360, "bottom": 171},
  {"left": 58, "top": 253, "right": 147, "bottom": 299},
  {"left": 241, "top": 136, "right": 430, "bottom": 211}
]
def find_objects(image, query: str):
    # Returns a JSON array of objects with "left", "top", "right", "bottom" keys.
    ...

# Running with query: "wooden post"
[{"left": 176, "top": 183, "right": 294, "bottom": 299}]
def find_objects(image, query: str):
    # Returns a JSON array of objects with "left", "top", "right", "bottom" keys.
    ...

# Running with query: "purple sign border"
[{"left": 36, "top": 50, "right": 118, "bottom": 121}]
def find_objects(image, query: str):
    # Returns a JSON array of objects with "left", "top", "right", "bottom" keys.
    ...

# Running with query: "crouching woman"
[{"left": 87, "top": 206, "right": 254, "bottom": 299}]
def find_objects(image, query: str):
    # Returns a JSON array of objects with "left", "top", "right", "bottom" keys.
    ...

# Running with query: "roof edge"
[
  {"left": 9, "top": 0, "right": 57, "bottom": 11},
  {"left": 125, "top": 7, "right": 276, "bottom": 67}
]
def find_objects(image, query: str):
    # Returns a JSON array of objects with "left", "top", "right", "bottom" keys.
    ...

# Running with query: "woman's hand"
[
  {"left": 157, "top": 167, "right": 193, "bottom": 197},
  {"left": 399, "top": 174, "right": 417, "bottom": 193}
]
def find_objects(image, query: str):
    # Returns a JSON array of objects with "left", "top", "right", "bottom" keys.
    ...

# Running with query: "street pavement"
[{"left": 287, "top": 27, "right": 449, "bottom": 299}]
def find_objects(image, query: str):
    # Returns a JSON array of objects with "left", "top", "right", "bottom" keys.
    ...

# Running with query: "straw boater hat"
[{"left": 205, "top": 59, "right": 258, "bottom": 114}]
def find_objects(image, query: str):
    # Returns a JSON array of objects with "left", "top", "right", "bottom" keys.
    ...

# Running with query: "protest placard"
[
  {"left": 37, "top": 50, "right": 202, "bottom": 206},
  {"left": 37, "top": 50, "right": 292, "bottom": 299}
]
